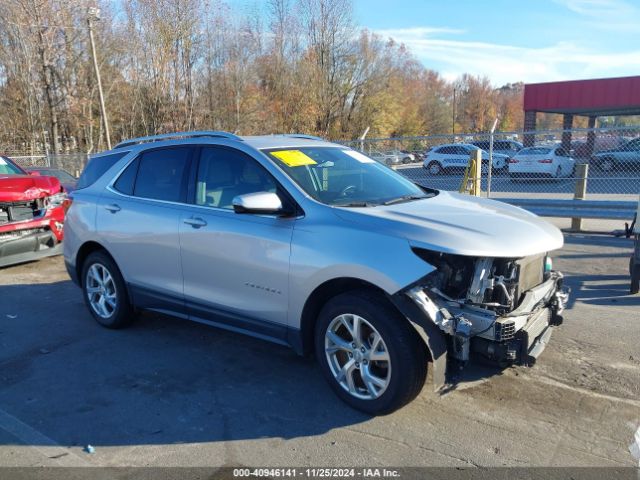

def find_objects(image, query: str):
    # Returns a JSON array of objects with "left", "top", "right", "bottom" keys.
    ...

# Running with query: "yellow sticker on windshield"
[{"left": 271, "top": 150, "right": 317, "bottom": 167}]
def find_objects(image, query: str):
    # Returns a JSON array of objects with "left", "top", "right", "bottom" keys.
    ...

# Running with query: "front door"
[{"left": 178, "top": 146, "right": 295, "bottom": 341}]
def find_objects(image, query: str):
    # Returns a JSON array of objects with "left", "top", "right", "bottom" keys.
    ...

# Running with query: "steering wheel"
[{"left": 339, "top": 185, "right": 358, "bottom": 197}]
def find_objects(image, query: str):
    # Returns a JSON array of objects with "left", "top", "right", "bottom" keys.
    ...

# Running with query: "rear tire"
[
  {"left": 314, "top": 290, "right": 428, "bottom": 415},
  {"left": 81, "top": 251, "right": 134, "bottom": 329}
]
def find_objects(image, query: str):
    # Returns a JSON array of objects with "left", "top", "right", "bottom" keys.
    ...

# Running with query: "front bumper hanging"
[
  {"left": 0, "top": 229, "right": 62, "bottom": 268},
  {"left": 402, "top": 271, "right": 569, "bottom": 383}
]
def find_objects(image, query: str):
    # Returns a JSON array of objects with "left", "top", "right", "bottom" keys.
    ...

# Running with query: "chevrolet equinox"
[{"left": 64, "top": 131, "right": 569, "bottom": 414}]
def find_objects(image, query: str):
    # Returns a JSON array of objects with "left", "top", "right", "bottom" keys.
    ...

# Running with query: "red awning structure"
[
  {"left": 524, "top": 76, "right": 640, "bottom": 116},
  {"left": 522, "top": 76, "right": 640, "bottom": 148}
]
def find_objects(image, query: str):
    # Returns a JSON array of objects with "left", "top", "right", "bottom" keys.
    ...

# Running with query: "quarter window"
[{"left": 77, "top": 151, "right": 129, "bottom": 189}]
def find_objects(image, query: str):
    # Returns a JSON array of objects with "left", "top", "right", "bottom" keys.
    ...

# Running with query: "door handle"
[
  {"left": 105, "top": 203, "right": 121, "bottom": 213},
  {"left": 183, "top": 217, "right": 207, "bottom": 228}
]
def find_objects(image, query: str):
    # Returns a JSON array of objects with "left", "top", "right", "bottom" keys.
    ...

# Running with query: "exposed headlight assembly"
[{"left": 45, "top": 191, "right": 68, "bottom": 209}]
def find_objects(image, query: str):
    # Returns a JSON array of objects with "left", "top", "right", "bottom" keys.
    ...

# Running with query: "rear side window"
[
  {"left": 133, "top": 147, "right": 192, "bottom": 202},
  {"left": 452, "top": 146, "right": 469, "bottom": 155},
  {"left": 77, "top": 151, "right": 129, "bottom": 189}
]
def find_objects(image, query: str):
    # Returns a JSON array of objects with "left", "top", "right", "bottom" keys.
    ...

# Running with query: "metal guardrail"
[{"left": 500, "top": 198, "right": 637, "bottom": 220}]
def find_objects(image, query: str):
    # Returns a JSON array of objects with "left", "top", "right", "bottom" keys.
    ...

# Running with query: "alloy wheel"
[
  {"left": 86, "top": 263, "right": 118, "bottom": 319},
  {"left": 324, "top": 314, "right": 391, "bottom": 400}
]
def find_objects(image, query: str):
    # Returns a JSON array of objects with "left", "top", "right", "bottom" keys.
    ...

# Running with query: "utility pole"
[{"left": 87, "top": 7, "right": 111, "bottom": 150}]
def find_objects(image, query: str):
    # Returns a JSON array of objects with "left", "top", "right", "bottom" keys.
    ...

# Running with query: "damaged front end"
[
  {"left": 0, "top": 179, "right": 67, "bottom": 268},
  {"left": 396, "top": 248, "right": 569, "bottom": 388}
]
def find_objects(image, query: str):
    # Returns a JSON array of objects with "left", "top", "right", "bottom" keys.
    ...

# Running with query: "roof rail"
[
  {"left": 114, "top": 131, "right": 243, "bottom": 149},
  {"left": 282, "top": 134, "right": 325, "bottom": 141}
]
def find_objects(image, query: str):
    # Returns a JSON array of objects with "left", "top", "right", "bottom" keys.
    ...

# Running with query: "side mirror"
[
  {"left": 232, "top": 191, "right": 286, "bottom": 215},
  {"left": 28, "top": 171, "right": 41, "bottom": 176}
]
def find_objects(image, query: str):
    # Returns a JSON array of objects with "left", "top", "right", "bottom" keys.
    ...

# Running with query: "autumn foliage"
[{"left": 0, "top": 0, "right": 531, "bottom": 154}]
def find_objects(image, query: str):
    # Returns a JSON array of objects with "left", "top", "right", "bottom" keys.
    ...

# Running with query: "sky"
[{"left": 353, "top": 0, "right": 640, "bottom": 86}]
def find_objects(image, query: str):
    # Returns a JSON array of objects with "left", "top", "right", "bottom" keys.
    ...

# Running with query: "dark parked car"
[{"left": 26, "top": 167, "right": 78, "bottom": 192}]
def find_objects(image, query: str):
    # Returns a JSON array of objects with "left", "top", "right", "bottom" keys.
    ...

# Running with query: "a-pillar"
[
  {"left": 523, "top": 111, "right": 537, "bottom": 147},
  {"left": 561, "top": 113, "right": 574, "bottom": 152}
]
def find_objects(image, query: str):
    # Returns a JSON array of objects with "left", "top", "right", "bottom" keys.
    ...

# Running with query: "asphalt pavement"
[{"left": 0, "top": 234, "right": 638, "bottom": 468}]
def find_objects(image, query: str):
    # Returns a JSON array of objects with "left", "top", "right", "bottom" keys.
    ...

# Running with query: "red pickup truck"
[{"left": 0, "top": 155, "right": 68, "bottom": 267}]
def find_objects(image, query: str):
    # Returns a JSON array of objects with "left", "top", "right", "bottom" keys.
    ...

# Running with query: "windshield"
[
  {"left": 263, "top": 147, "right": 431, "bottom": 206},
  {"left": 0, "top": 156, "right": 26, "bottom": 175}
]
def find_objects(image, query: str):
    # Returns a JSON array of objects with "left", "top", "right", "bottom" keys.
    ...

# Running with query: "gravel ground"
[{"left": 0, "top": 233, "right": 638, "bottom": 468}]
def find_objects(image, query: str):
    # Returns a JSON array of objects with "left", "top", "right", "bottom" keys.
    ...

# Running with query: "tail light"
[
  {"left": 538, "top": 159, "right": 553, "bottom": 164},
  {"left": 507, "top": 158, "right": 518, "bottom": 163}
]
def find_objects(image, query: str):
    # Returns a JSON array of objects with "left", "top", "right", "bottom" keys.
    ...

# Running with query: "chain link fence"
[
  {"left": 4, "top": 126, "right": 639, "bottom": 204},
  {"left": 341, "top": 125, "right": 640, "bottom": 202},
  {"left": 7, "top": 153, "right": 88, "bottom": 176}
]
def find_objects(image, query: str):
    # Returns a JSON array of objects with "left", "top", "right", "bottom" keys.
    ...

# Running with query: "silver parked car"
[
  {"left": 591, "top": 137, "right": 640, "bottom": 171},
  {"left": 368, "top": 150, "right": 402, "bottom": 166},
  {"left": 64, "top": 131, "right": 568, "bottom": 414}
]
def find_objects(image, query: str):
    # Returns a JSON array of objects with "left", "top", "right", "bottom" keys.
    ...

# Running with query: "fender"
[{"left": 389, "top": 291, "right": 448, "bottom": 390}]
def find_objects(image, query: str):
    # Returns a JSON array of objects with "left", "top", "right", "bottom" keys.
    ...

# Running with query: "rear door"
[
  {"left": 97, "top": 146, "right": 194, "bottom": 313},
  {"left": 178, "top": 146, "right": 295, "bottom": 340}
]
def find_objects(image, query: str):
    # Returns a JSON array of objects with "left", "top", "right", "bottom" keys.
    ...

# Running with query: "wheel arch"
[
  {"left": 295, "top": 277, "right": 390, "bottom": 356},
  {"left": 294, "top": 276, "right": 447, "bottom": 389},
  {"left": 75, "top": 241, "right": 117, "bottom": 284}
]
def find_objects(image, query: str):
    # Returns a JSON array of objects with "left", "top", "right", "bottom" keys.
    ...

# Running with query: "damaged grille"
[
  {"left": 0, "top": 199, "right": 44, "bottom": 225},
  {"left": 494, "top": 319, "right": 516, "bottom": 341},
  {"left": 412, "top": 248, "right": 550, "bottom": 315}
]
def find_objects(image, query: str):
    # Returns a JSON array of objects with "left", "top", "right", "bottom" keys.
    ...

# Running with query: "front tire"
[
  {"left": 81, "top": 251, "right": 134, "bottom": 329},
  {"left": 314, "top": 290, "right": 428, "bottom": 415},
  {"left": 427, "top": 161, "right": 443, "bottom": 175},
  {"left": 600, "top": 157, "right": 615, "bottom": 172}
]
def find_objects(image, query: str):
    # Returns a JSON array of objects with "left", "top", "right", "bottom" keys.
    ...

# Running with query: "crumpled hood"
[
  {"left": 0, "top": 175, "right": 62, "bottom": 202},
  {"left": 333, "top": 191, "right": 564, "bottom": 258}
]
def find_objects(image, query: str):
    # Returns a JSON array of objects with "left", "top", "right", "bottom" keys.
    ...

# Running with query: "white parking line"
[{"left": 0, "top": 407, "right": 91, "bottom": 466}]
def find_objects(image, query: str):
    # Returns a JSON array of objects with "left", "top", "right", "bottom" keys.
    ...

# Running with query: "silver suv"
[{"left": 64, "top": 131, "right": 568, "bottom": 414}]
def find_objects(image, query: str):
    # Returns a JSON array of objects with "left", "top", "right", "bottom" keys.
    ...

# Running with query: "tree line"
[{"left": 1, "top": 0, "right": 563, "bottom": 155}]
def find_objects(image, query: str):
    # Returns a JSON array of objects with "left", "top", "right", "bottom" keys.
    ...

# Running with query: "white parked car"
[
  {"left": 508, "top": 146, "right": 576, "bottom": 179},
  {"left": 422, "top": 143, "right": 509, "bottom": 175}
]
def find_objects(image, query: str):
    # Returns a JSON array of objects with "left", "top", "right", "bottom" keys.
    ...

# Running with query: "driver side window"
[{"left": 195, "top": 147, "right": 277, "bottom": 210}]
